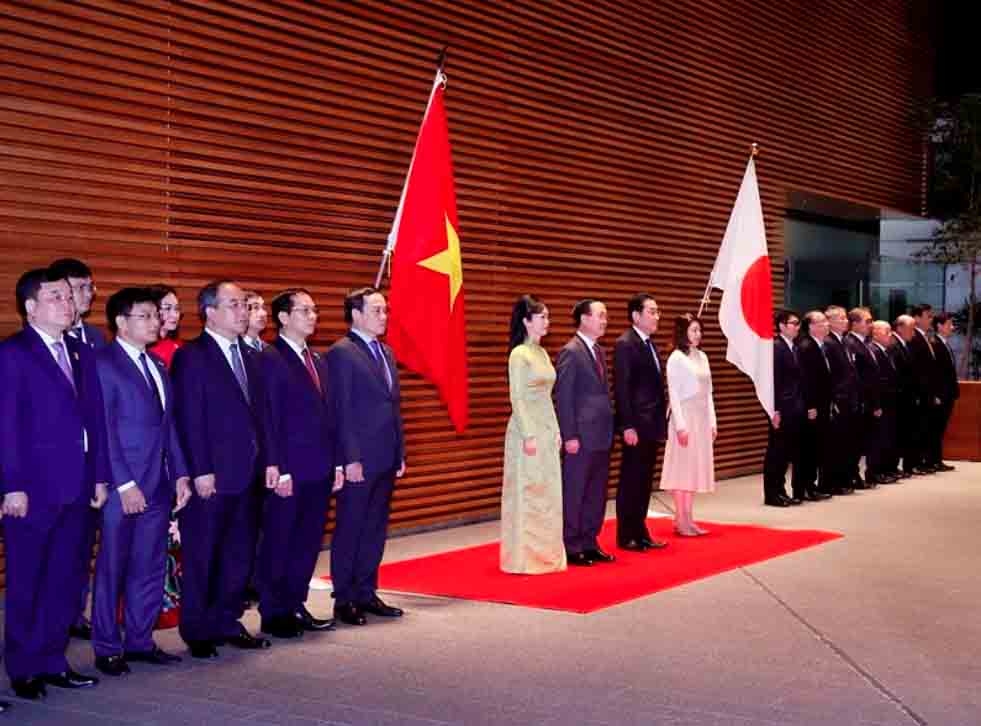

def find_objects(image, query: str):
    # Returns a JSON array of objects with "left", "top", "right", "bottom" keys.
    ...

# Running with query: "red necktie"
[{"left": 302, "top": 347, "right": 322, "bottom": 393}]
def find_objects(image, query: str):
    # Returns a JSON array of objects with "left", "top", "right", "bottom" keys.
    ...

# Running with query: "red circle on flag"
[{"left": 740, "top": 255, "right": 774, "bottom": 339}]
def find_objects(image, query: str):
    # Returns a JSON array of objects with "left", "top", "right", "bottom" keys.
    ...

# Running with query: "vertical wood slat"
[{"left": 0, "top": 0, "right": 934, "bottom": 584}]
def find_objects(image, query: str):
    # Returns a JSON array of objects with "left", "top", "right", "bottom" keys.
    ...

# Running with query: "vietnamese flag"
[
  {"left": 707, "top": 155, "right": 775, "bottom": 418},
  {"left": 386, "top": 71, "right": 469, "bottom": 433}
]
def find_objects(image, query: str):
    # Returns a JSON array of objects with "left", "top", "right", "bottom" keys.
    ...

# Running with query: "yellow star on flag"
[{"left": 417, "top": 213, "right": 463, "bottom": 309}]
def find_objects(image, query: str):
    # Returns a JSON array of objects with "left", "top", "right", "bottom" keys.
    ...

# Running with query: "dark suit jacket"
[
  {"left": 870, "top": 343, "right": 898, "bottom": 408},
  {"left": 844, "top": 332, "right": 880, "bottom": 411},
  {"left": 932, "top": 336, "right": 961, "bottom": 405},
  {"left": 171, "top": 331, "right": 265, "bottom": 494},
  {"left": 613, "top": 328, "right": 667, "bottom": 443},
  {"left": 774, "top": 336, "right": 805, "bottom": 419},
  {"left": 95, "top": 341, "right": 188, "bottom": 500},
  {"left": 825, "top": 332, "right": 860, "bottom": 415},
  {"left": 888, "top": 335, "right": 916, "bottom": 404},
  {"left": 797, "top": 336, "right": 832, "bottom": 415},
  {"left": 554, "top": 335, "right": 614, "bottom": 452},
  {"left": 260, "top": 337, "right": 337, "bottom": 483},
  {"left": 908, "top": 329, "right": 937, "bottom": 404},
  {"left": 326, "top": 332, "right": 405, "bottom": 478},
  {"left": 0, "top": 327, "right": 109, "bottom": 514}
]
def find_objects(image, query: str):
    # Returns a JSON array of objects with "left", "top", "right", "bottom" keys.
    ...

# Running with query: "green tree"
[{"left": 915, "top": 93, "right": 981, "bottom": 378}]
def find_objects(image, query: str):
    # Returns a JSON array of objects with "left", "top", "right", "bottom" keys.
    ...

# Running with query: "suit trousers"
[
  {"left": 616, "top": 440, "right": 659, "bottom": 542},
  {"left": 92, "top": 487, "right": 169, "bottom": 656},
  {"left": 330, "top": 470, "right": 395, "bottom": 604},
  {"left": 258, "top": 478, "right": 332, "bottom": 619},
  {"left": 910, "top": 399, "right": 933, "bottom": 468},
  {"left": 926, "top": 401, "right": 954, "bottom": 466},
  {"left": 763, "top": 413, "right": 803, "bottom": 499},
  {"left": 866, "top": 408, "right": 895, "bottom": 478},
  {"left": 561, "top": 448, "right": 610, "bottom": 553},
  {"left": 799, "top": 412, "right": 835, "bottom": 493},
  {"left": 4, "top": 496, "right": 90, "bottom": 680},
  {"left": 892, "top": 399, "right": 917, "bottom": 472},
  {"left": 178, "top": 488, "right": 258, "bottom": 643},
  {"left": 827, "top": 409, "right": 860, "bottom": 486},
  {"left": 75, "top": 508, "right": 99, "bottom": 625}
]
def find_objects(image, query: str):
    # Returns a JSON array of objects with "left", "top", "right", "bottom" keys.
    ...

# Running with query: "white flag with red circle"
[{"left": 708, "top": 157, "right": 774, "bottom": 418}]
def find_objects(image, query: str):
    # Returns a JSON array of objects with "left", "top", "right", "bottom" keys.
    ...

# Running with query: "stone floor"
[{"left": 2, "top": 462, "right": 979, "bottom": 725}]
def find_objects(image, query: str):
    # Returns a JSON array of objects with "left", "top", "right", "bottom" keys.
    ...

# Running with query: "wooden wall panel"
[{"left": 1, "top": 0, "right": 934, "bottom": 581}]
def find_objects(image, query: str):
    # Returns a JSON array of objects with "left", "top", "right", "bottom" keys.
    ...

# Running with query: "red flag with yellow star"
[{"left": 386, "top": 71, "right": 469, "bottom": 433}]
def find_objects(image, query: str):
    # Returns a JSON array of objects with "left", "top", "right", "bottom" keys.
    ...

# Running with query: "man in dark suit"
[
  {"left": 91, "top": 288, "right": 191, "bottom": 678},
  {"left": 0, "top": 268, "right": 108, "bottom": 700},
  {"left": 845, "top": 307, "right": 889, "bottom": 486},
  {"left": 868, "top": 321, "right": 900, "bottom": 484},
  {"left": 824, "top": 305, "right": 861, "bottom": 491},
  {"left": 327, "top": 287, "right": 406, "bottom": 626},
  {"left": 613, "top": 293, "right": 668, "bottom": 551},
  {"left": 257, "top": 289, "right": 342, "bottom": 638},
  {"left": 930, "top": 312, "right": 960, "bottom": 472},
  {"left": 909, "top": 304, "right": 940, "bottom": 473},
  {"left": 555, "top": 299, "right": 615, "bottom": 566},
  {"left": 171, "top": 280, "right": 272, "bottom": 658},
  {"left": 49, "top": 257, "right": 108, "bottom": 639},
  {"left": 763, "top": 310, "right": 828, "bottom": 506},
  {"left": 888, "top": 315, "right": 918, "bottom": 477},
  {"left": 796, "top": 311, "right": 839, "bottom": 497}
]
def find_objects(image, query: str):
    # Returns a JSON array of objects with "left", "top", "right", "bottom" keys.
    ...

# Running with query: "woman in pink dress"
[{"left": 659, "top": 314, "right": 717, "bottom": 536}]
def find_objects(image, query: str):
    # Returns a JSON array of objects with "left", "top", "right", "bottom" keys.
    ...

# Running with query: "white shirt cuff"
[
  {"left": 278, "top": 474, "right": 292, "bottom": 484},
  {"left": 118, "top": 481, "right": 137, "bottom": 493}
]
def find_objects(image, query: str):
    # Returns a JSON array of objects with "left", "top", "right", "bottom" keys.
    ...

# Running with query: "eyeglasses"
[
  {"left": 126, "top": 312, "right": 160, "bottom": 322},
  {"left": 787, "top": 320, "right": 801, "bottom": 326}
]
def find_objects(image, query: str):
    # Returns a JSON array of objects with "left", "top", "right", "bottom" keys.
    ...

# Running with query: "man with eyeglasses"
[
  {"left": 171, "top": 280, "right": 274, "bottom": 658},
  {"left": 90, "top": 288, "right": 192, "bottom": 677},
  {"left": 50, "top": 258, "right": 108, "bottom": 351},
  {"left": 49, "top": 257, "right": 108, "bottom": 640},
  {"left": 613, "top": 293, "right": 669, "bottom": 551},
  {"left": 327, "top": 287, "right": 406, "bottom": 626},
  {"left": 243, "top": 290, "right": 269, "bottom": 352},
  {"left": 256, "top": 289, "right": 342, "bottom": 638},
  {"left": 0, "top": 267, "right": 108, "bottom": 701}
]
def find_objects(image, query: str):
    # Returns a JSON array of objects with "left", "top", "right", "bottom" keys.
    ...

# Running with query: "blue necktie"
[
  {"left": 139, "top": 352, "right": 164, "bottom": 414},
  {"left": 230, "top": 343, "right": 250, "bottom": 401},
  {"left": 370, "top": 340, "right": 392, "bottom": 390}
]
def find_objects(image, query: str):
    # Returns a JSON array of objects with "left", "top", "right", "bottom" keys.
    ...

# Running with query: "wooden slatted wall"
[{"left": 1, "top": 0, "right": 934, "bottom": 581}]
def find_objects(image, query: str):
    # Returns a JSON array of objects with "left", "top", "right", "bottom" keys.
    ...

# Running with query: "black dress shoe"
[
  {"left": 187, "top": 640, "right": 219, "bottom": 659},
  {"left": 69, "top": 620, "right": 93, "bottom": 640},
  {"left": 911, "top": 467, "right": 933, "bottom": 475},
  {"left": 262, "top": 616, "right": 303, "bottom": 639},
  {"left": 640, "top": 537, "right": 668, "bottom": 549},
  {"left": 584, "top": 547, "right": 616, "bottom": 563},
  {"left": 359, "top": 595, "right": 403, "bottom": 618},
  {"left": 334, "top": 602, "right": 367, "bottom": 626},
  {"left": 295, "top": 605, "right": 336, "bottom": 632},
  {"left": 617, "top": 538, "right": 648, "bottom": 551},
  {"left": 94, "top": 655, "right": 130, "bottom": 677},
  {"left": 41, "top": 669, "right": 99, "bottom": 689},
  {"left": 936, "top": 463, "right": 955, "bottom": 472},
  {"left": 0, "top": 700, "right": 10, "bottom": 713},
  {"left": 125, "top": 645, "right": 182, "bottom": 665},
  {"left": 787, "top": 496, "right": 803, "bottom": 505},
  {"left": 898, "top": 471, "right": 914, "bottom": 479},
  {"left": 567, "top": 551, "right": 593, "bottom": 566},
  {"left": 764, "top": 496, "right": 791, "bottom": 507},
  {"left": 11, "top": 677, "right": 46, "bottom": 700},
  {"left": 222, "top": 625, "right": 271, "bottom": 650}
]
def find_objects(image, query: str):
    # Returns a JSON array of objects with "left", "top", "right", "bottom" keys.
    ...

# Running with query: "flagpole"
[
  {"left": 375, "top": 46, "right": 450, "bottom": 289},
  {"left": 697, "top": 143, "right": 760, "bottom": 318}
]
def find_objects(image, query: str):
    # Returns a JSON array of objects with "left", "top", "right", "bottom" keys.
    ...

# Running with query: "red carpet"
[{"left": 355, "top": 518, "right": 841, "bottom": 614}]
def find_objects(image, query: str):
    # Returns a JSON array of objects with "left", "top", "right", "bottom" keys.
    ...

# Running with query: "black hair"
[
  {"left": 272, "top": 288, "right": 312, "bottom": 330},
  {"left": 344, "top": 287, "right": 380, "bottom": 325},
  {"left": 572, "top": 299, "right": 598, "bottom": 326},
  {"left": 627, "top": 293, "right": 656, "bottom": 322},
  {"left": 106, "top": 287, "right": 157, "bottom": 334},
  {"left": 48, "top": 257, "right": 93, "bottom": 280},
  {"left": 672, "top": 313, "right": 702, "bottom": 353},
  {"left": 774, "top": 309, "right": 800, "bottom": 329},
  {"left": 508, "top": 294, "right": 546, "bottom": 352},
  {"left": 933, "top": 312, "right": 953, "bottom": 329},
  {"left": 15, "top": 267, "right": 64, "bottom": 320},
  {"left": 910, "top": 303, "right": 933, "bottom": 318}
]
